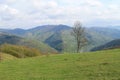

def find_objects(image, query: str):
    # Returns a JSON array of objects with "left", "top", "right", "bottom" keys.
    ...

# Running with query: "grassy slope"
[
  {"left": 0, "top": 49, "right": 120, "bottom": 80},
  {"left": 0, "top": 52, "right": 17, "bottom": 61},
  {"left": 0, "top": 44, "right": 41, "bottom": 58}
]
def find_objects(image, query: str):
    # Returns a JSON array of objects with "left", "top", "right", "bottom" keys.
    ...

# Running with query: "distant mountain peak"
[{"left": 28, "top": 24, "right": 71, "bottom": 32}]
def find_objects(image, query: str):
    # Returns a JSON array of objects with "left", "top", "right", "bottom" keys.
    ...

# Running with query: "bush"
[{"left": 0, "top": 44, "right": 41, "bottom": 58}]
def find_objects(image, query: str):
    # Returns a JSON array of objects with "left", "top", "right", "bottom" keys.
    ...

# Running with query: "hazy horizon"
[{"left": 0, "top": 0, "right": 120, "bottom": 29}]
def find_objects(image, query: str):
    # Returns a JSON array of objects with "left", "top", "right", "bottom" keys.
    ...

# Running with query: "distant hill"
[
  {"left": 26, "top": 26, "right": 120, "bottom": 52},
  {"left": 89, "top": 27, "right": 120, "bottom": 39},
  {"left": 45, "top": 32, "right": 64, "bottom": 52},
  {"left": 0, "top": 32, "right": 57, "bottom": 53},
  {"left": 1, "top": 25, "right": 120, "bottom": 52},
  {"left": 26, "top": 25, "right": 71, "bottom": 41},
  {"left": 91, "top": 39, "right": 120, "bottom": 51},
  {"left": 109, "top": 26, "right": 120, "bottom": 30},
  {"left": 5, "top": 28, "right": 27, "bottom": 36}
]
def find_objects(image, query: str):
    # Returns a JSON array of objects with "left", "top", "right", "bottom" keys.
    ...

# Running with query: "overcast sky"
[{"left": 0, "top": 0, "right": 120, "bottom": 29}]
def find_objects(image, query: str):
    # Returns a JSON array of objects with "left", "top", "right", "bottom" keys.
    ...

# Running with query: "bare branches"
[{"left": 71, "top": 21, "right": 87, "bottom": 53}]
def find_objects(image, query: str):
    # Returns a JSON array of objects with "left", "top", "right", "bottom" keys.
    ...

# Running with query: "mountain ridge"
[
  {"left": 0, "top": 25, "right": 120, "bottom": 52},
  {"left": 0, "top": 32, "right": 57, "bottom": 53},
  {"left": 91, "top": 39, "right": 120, "bottom": 51}
]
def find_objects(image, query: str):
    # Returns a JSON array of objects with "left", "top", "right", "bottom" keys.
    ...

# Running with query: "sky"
[{"left": 0, "top": 0, "right": 120, "bottom": 29}]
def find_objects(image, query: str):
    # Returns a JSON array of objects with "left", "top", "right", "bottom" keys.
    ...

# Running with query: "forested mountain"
[
  {"left": 91, "top": 39, "right": 120, "bottom": 51},
  {"left": 0, "top": 25, "right": 120, "bottom": 52},
  {"left": 0, "top": 32, "right": 57, "bottom": 53}
]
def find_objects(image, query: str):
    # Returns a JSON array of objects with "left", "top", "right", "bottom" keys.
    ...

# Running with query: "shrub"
[{"left": 0, "top": 44, "right": 41, "bottom": 58}]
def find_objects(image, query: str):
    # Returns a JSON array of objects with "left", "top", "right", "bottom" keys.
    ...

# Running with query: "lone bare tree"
[{"left": 71, "top": 21, "right": 87, "bottom": 53}]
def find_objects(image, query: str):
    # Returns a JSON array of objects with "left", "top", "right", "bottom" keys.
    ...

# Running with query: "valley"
[{"left": 1, "top": 25, "right": 120, "bottom": 52}]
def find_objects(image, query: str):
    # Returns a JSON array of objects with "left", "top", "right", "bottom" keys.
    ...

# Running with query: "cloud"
[{"left": 0, "top": 0, "right": 120, "bottom": 29}]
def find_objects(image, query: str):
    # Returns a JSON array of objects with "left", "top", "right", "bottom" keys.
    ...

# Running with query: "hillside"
[
  {"left": 0, "top": 44, "right": 41, "bottom": 58},
  {"left": 23, "top": 26, "right": 120, "bottom": 52},
  {"left": 0, "top": 33, "right": 57, "bottom": 53},
  {"left": 0, "top": 49, "right": 120, "bottom": 80},
  {"left": 0, "top": 28, "right": 27, "bottom": 36},
  {"left": 0, "top": 52, "right": 17, "bottom": 61},
  {"left": 90, "top": 27, "right": 120, "bottom": 39},
  {"left": 91, "top": 39, "right": 120, "bottom": 51},
  {"left": 26, "top": 25, "right": 70, "bottom": 52},
  {"left": 60, "top": 27, "right": 115, "bottom": 52},
  {"left": 1, "top": 25, "right": 120, "bottom": 52}
]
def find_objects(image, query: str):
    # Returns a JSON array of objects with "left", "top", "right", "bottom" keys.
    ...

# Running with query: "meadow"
[{"left": 0, "top": 49, "right": 120, "bottom": 80}]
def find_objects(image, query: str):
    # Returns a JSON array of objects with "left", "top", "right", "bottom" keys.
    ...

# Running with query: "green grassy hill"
[{"left": 0, "top": 49, "right": 120, "bottom": 80}]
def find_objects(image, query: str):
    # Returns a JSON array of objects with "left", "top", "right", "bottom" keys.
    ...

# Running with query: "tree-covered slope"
[
  {"left": 26, "top": 26, "right": 120, "bottom": 52},
  {"left": 91, "top": 39, "right": 120, "bottom": 51},
  {"left": 23, "top": 25, "right": 71, "bottom": 52},
  {"left": 1, "top": 25, "right": 120, "bottom": 52},
  {"left": 0, "top": 33, "right": 57, "bottom": 53}
]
